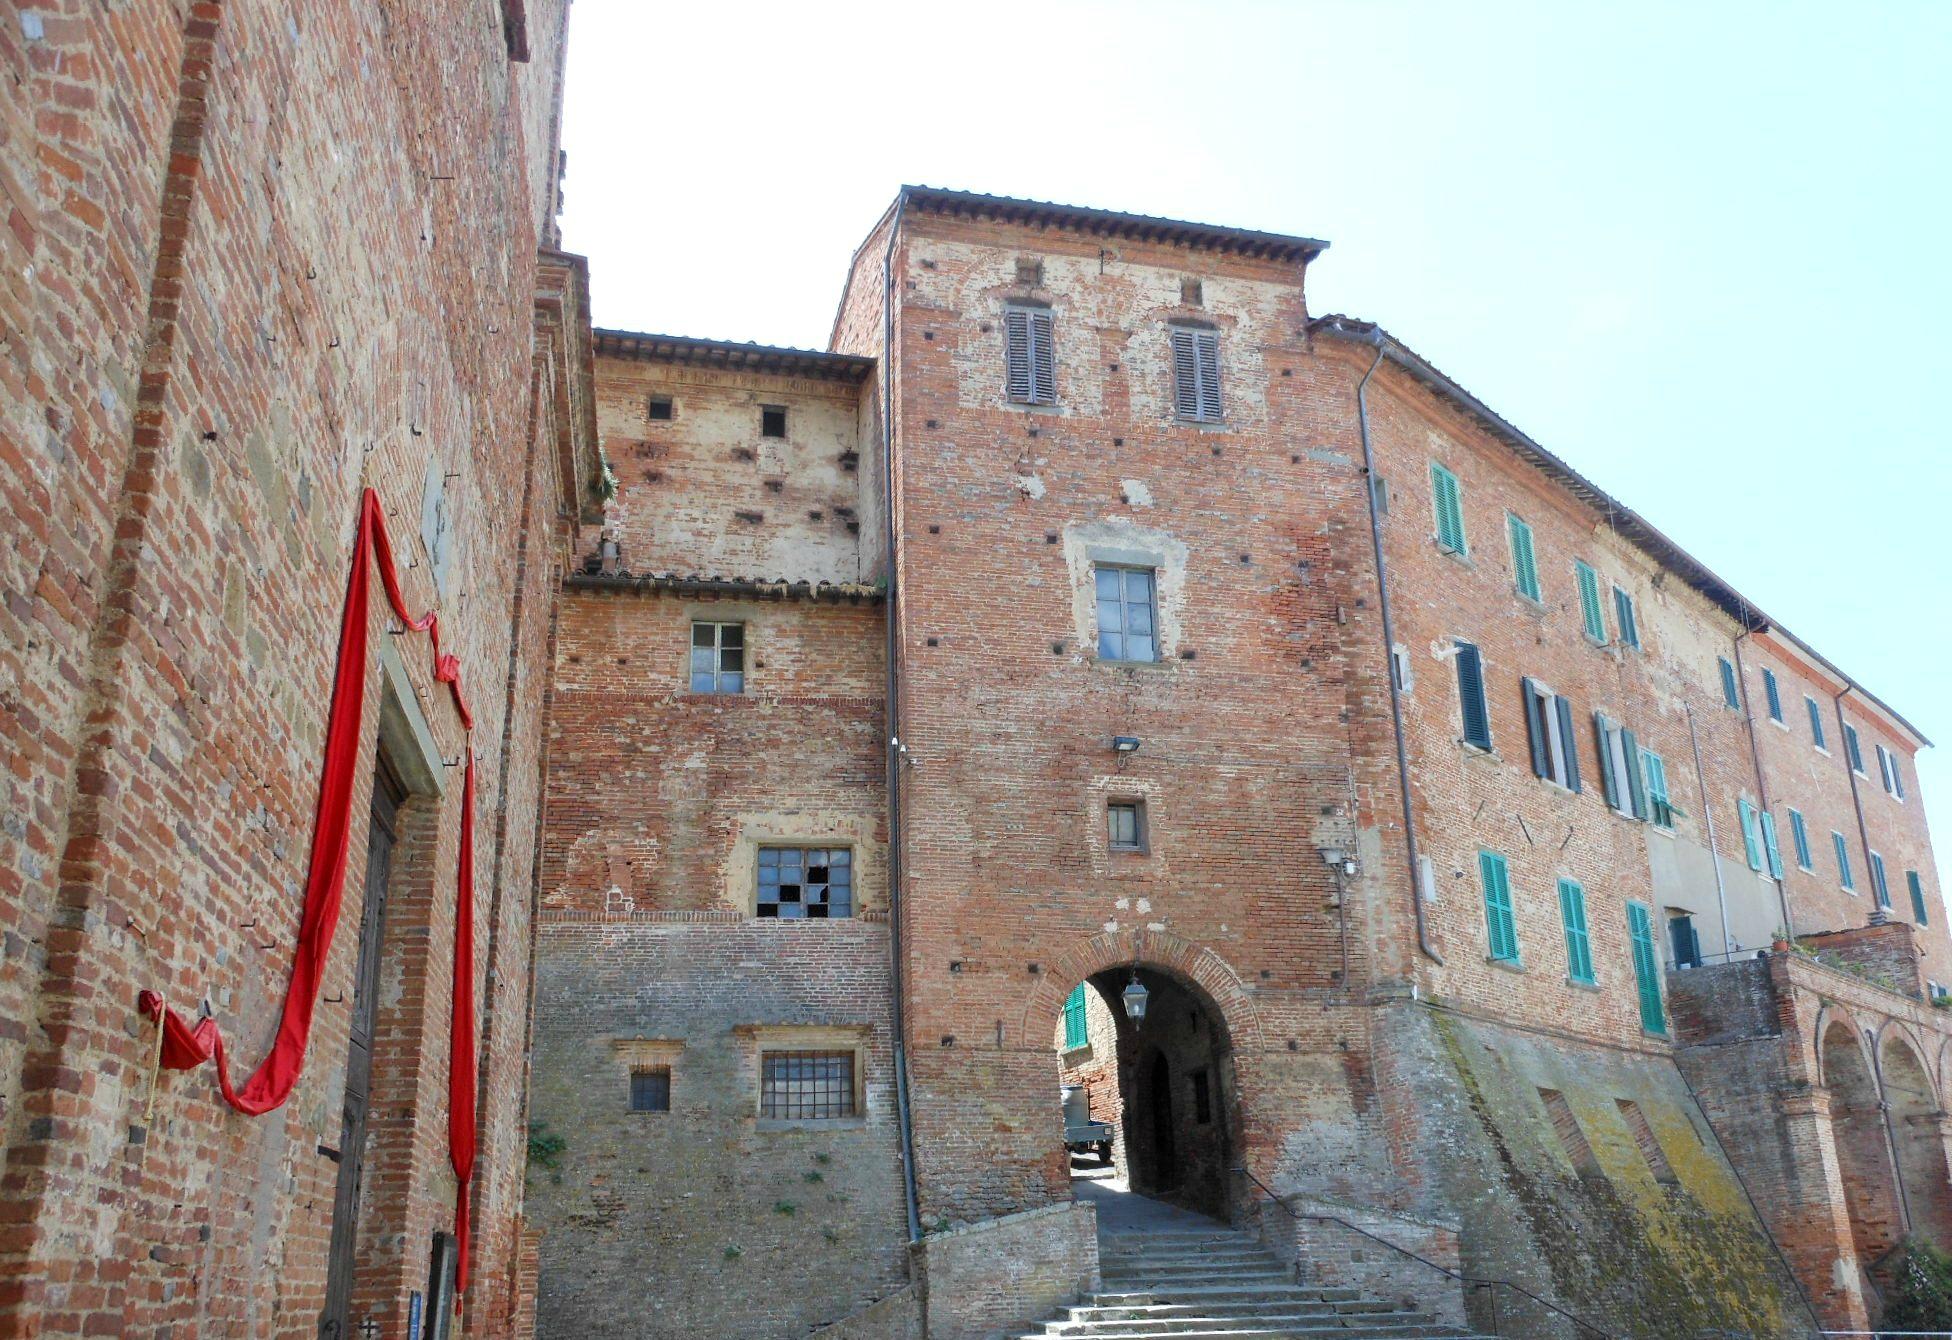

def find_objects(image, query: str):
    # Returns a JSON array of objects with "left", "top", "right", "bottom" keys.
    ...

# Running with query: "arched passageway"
[
  {"left": 1052, "top": 964, "right": 1241, "bottom": 1222},
  {"left": 1821, "top": 1019, "right": 1904, "bottom": 1276},
  {"left": 1880, "top": 1032, "right": 1952, "bottom": 1249}
]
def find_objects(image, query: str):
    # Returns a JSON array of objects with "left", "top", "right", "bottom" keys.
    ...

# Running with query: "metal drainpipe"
[
  {"left": 878, "top": 194, "right": 922, "bottom": 1244},
  {"left": 1684, "top": 704, "right": 1734, "bottom": 962},
  {"left": 1833, "top": 686, "right": 1881, "bottom": 923},
  {"left": 1730, "top": 621, "right": 1795, "bottom": 939},
  {"left": 1352, "top": 331, "right": 1442, "bottom": 967}
]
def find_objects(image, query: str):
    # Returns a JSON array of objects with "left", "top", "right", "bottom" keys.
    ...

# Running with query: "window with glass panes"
[
  {"left": 690, "top": 621, "right": 745, "bottom": 693},
  {"left": 1107, "top": 801, "right": 1145, "bottom": 851},
  {"left": 1062, "top": 984, "right": 1088, "bottom": 1049},
  {"left": 1095, "top": 566, "right": 1157, "bottom": 662},
  {"left": 760, "top": 1051, "right": 855, "bottom": 1120},
  {"left": 756, "top": 847, "right": 852, "bottom": 918}
]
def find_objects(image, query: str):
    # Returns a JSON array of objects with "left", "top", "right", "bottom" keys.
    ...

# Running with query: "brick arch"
[
  {"left": 1879, "top": 1025, "right": 1952, "bottom": 1247},
  {"left": 1817, "top": 1004, "right": 1905, "bottom": 1275},
  {"left": 1813, "top": 1002, "right": 1877, "bottom": 1078},
  {"left": 1016, "top": 927, "right": 1263, "bottom": 1052}
]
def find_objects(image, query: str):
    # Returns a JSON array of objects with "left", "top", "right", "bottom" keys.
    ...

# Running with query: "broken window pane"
[{"left": 756, "top": 847, "right": 852, "bottom": 918}]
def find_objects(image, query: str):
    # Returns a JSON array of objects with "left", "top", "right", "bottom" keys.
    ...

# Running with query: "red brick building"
[
  {"left": 530, "top": 189, "right": 1945, "bottom": 1339},
  {"left": 0, "top": 4, "right": 597, "bottom": 1337}
]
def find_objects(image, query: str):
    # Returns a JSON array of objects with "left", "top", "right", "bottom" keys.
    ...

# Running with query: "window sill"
[
  {"left": 1813, "top": 745, "right": 1831, "bottom": 757},
  {"left": 1459, "top": 741, "right": 1501, "bottom": 762},
  {"left": 1487, "top": 956, "right": 1526, "bottom": 974},
  {"left": 1649, "top": 824, "right": 1676, "bottom": 839},
  {"left": 1514, "top": 590, "right": 1547, "bottom": 612},
  {"left": 1566, "top": 977, "right": 1601, "bottom": 993},
  {"left": 1435, "top": 544, "right": 1474, "bottom": 570},
  {"left": 1172, "top": 417, "right": 1231, "bottom": 432},
  {"left": 1061, "top": 1043, "right": 1093, "bottom": 1061},
  {"left": 756, "top": 1117, "right": 868, "bottom": 1133},
  {"left": 1003, "top": 399, "right": 1063, "bottom": 415},
  {"left": 1642, "top": 1028, "right": 1670, "bottom": 1042},
  {"left": 1582, "top": 633, "right": 1613, "bottom": 652},
  {"left": 1768, "top": 718, "right": 1790, "bottom": 732},
  {"left": 1095, "top": 656, "right": 1175, "bottom": 674}
]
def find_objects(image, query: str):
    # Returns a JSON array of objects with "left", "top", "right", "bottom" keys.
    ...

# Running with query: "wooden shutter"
[
  {"left": 1845, "top": 724, "right": 1863, "bottom": 772},
  {"left": 1719, "top": 657, "right": 1739, "bottom": 708},
  {"left": 1576, "top": 562, "right": 1606, "bottom": 642},
  {"left": 1593, "top": 713, "right": 1621, "bottom": 810},
  {"left": 1171, "top": 328, "right": 1200, "bottom": 419},
  {"left": 1628, "top": 903, "right": 1666, "bottom": 1034},
  {"left": 1431, "top": 464, "right": 1466, "bottom": 553},
  {"left": 1194, "top": 330, "right": 1221, "bottom": 420},
  {"left": 1834, "top": 831, "right": 1854, "bottom": 888},
  {"left": 1620, "top": 727, "right": 1648, "bottom": 820},
  {"left": 1480, "top": 851, "right": 1518, "bottom": 962},
  {"left": 1559, "top": 878, "right": 1594, "bottom": 984},
  {"left": 1871, "top": 852, "right": 1890, "bottom": 908},
  {"left": 1738, "top": 799, "right": 1761, "bottom": 870},
  {"left": 1554, "top": 695, "right": 1581, "bottom": 793},
  {"left": 1508, "top": 515, "right": 1539, "bottom": 599},
  {"left": 1029, "top": 309, "right": 1055, "bottom": 404},
  {"left": 1613, "top": 587, "right": 1638, "bottom": 648},
  {"left": 1789, "top": 809, "right": 1810, "bottom": 868},
  {"left": 1762, "top": 669, "right": 1781, "bottom": 721},
  {"left": 1004, "top": 308, "right": 1032, "bottom": 402},
  {"left": 1759, "top": 811, "right": 1782, "bottom": 879},
  {"left": 1521, "top": 678, "right": 1550, "bottom": 779},
  {"left": 1456, "top": 642, "right": 1490, "bottom": 749},
  {"left": 1910, "top": 870, "right": 1929, "bottom": 926}
]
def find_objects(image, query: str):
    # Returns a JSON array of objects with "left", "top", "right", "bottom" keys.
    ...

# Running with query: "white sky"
[{"left": 559, "top": 0, "right": 1952, "bottom": 880}]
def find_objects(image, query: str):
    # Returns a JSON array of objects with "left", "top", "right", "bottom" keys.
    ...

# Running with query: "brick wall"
[
  {"left": 0, "top": 2, "right": 593, "bottom": 1333},
  {"left": 915, "top": 1201, "right": 1098, "bottom": 1340}
]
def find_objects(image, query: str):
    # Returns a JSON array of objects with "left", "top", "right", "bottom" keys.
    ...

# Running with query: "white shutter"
[
  {"left": 1195, "top": 330, "right": 1222, "bottom": 421},
  {"left": 1004, "top": 309, "right": 1032, "bottom": 402},
  {"left": 1029, "top": 309, "right": 1055, "bottom": 404}
]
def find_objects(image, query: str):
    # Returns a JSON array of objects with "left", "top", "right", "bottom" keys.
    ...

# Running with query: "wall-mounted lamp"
[
  {"left": 1111, "top": 736, "right": 1142, "bottom": 755},
  {"left": 1318, "top": 844, "right": 1358, "bottom": 877}
]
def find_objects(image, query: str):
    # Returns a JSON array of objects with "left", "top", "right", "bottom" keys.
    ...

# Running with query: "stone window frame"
[
  {"left": 1062, "top": 522, "right": 1189, "bottom": 671},
  {"left": 755, "top": 844, "right": 855, "bottom": 920},
  {"left": 610, "top": 1038, "right": 685, "bottom": 1115},
  {"left": 1085, "top": 776, "right": 1166, "bottom": 879},
  {"left": 736, "top": 1024, "right": 870, "bottom": 1130},
  {"left": 723, "top": 814, "right": 881, "bottom": 918}
]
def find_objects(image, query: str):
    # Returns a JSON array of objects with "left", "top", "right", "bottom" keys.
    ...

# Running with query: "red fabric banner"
[{"left": 139, "top": 486, "right": 479, "bottom": 1305}]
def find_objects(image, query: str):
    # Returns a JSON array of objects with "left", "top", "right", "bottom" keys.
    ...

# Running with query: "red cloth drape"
[{"left": 139, "top": 486, "right": 480, "bottom": 1306}]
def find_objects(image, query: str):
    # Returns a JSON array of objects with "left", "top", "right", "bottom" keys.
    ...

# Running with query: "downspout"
[
  {"left": 1684, "top": 705, "right": 1734, "bottom": 962},
  {"left": 1730, "top": 620, "right": 1795, "bottom": 939},
  {"left": 1352, "top": 332, "right": 1442, "bottom": 967},
  {"left": 1833, "top": 686, "right": 1881, "bottom": 922},
  {"left": 878, "top": 195, "right": 923, "bottom": 1245}
]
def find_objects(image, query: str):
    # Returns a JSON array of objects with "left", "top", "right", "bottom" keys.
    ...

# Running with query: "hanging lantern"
[{"left": 1122, "top": 970, "right": 1149, "bottom": 1023}]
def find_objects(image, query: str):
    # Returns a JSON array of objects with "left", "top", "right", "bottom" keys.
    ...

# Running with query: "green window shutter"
[
  {"left": 1845, "top": 724, "right": 1864, "bottom": 772},
  {"left": 1455, "top": 640, "right": 1491, "bottom": 750},
  {"left": 1718, "top": 657, "right": 1740, "bottom": 709},
  {"left": 1762, "top": 669, "right": 1782, "bottom": 722},
  {"left": 1738, "top": 799, "right": 1761, "bottom": 871},
  {"left": 1431, "top": 462, "right": 1466, "bottom": 554},
  {"left": 1759, "top": 811, "right": 1783, "bottom": 879},
  {"left": 1559, "top": 878, "right": 1594, "bottom": 984},
  {"left": 1833, "top": 832, "right": 1855, "bottom": 890},
  {"left": 1871, "top": 853, "right": 1890, "bottom": 909},
  {"left": 1613, "top": 586, "right": 1640, "bottom": 649},
  {"left": 1789, "top": 809, "right": 1812, "bottom": 869},
  {"left": 1576, "top": 562, "right": 1607, "bottom": 642},
  {"left": 1628, "top": 902, "right": 1666, "bottom": 1035},
  {"left": 1593, "top": 712, "right": 1621, "bottom": 811},
  {"left": 1508, "top": 514, "right": 1540, "bottom": 600},
  {"left": 1641, "top": 750, "right": 1672, "bottom": 829},
  {"left": 1910, "top": 870, "right": 1929, "bottom": 926},
  {"left": 1063, "top": 984, "right": 1087, "bottom": 1049},
  {"left": 1480, "top": 850, "right": 1519, "bottom": 963},
  {"left": 1621, "top": 727, "right": 1648, "bottom": 821},
  {"left": 1805, "top": 697, "right": 1826, "bottom": 748}
]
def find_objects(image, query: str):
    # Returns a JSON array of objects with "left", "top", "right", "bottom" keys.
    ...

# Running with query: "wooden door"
[{"left": 320, "top": 761, "right": 405, "bottom": 1338}]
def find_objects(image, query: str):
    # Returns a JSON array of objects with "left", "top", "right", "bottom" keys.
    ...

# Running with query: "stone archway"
[
  {"left": 1881, "top": 1027, "right": 1952, "bottom": 1248},
  {"left": 1820, "top": 1014, "right": 1904, "bottom": 1276}
]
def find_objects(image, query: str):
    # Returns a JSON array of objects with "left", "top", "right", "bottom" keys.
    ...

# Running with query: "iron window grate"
[
  {"left": 761, "top": 1050, "right": 855, "bottom": 1120},
  {"left": 757, "top": 847, "right": 852, "bottom": 918},
  {"left": 630, "top": 1066, "right": 671, "bottom": 1113}
]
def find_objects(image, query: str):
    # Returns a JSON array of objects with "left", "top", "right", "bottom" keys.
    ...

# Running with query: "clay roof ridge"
[{"left": 900, "top": 185, "right": 1330, "bottom": 261}]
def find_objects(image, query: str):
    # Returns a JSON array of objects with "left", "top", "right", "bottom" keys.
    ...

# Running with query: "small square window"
[
  {"left": 761, "top": 406, "right": 787, "bottom": 438},
  {"left": 1107, "top": 801, "right": 1146, "bottom": 852},
  {"left": 1015, "top": 257, "right": 1044, "bottom": 287},
  {"left": 760, "top": 1050, "right": 855, "bottom": 1120},
  {"left": 1180, "top": 277, "right": 1204, "bottom": 307},
  {"left": 690, "top": 621, "right": 745, "bottom": 693},
  {"left": 757, "top": 847, "right": 853, "bottom": 918},
  {"left": 630, "top": 1066, "right": 671, "bottom": 1113},
  {"left": 648, "top": 396, "right": 673, "bottom": 421}
]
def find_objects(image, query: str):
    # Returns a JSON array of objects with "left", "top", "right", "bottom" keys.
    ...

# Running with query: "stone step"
[
  {"left": 1101, "top": 1249, "right": 1277, "bottom": 1267},
  {"left": 1104, "top": 1268, "right": 1295, "bottom": 1286},
  {"left": 1016, "top": 1326, "right": 1469, "bottom": 1340},
  {"left": 1037, "top": 1310, "right": 1440, "bottom": 1336},
  {"left": 1092, "top": 1287, "right": 1366, "bottom": 1308},
  {"left": 1074, "top": 1301, "right": 1403, "bottom": 1323}
]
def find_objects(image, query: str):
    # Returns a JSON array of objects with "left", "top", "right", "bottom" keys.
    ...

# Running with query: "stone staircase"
[{"left": 1013, "top": 1228, "right": 1483, "bottom": 1340}]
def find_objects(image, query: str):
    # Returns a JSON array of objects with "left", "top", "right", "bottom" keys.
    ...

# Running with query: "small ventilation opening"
[
  {"left": 1016, "top": 257, "right": 1044, "bottom": 287},
  {"left": 1538, "top": 1088, "right": 1601, "bottom": 1178},
  {"left": 648, "top": 396, "right": 673, "bottom": 421},
  {"left": 1616, "top": 1099, "right": 1678, "bottom": 1184},
  {"left": 761, "top": 406, "right": 787, "bottom": 438}
]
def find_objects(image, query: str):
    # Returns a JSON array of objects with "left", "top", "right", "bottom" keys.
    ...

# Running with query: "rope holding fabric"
[{"left": 138, "top": 487, "right": 480, "bottom": 1308}]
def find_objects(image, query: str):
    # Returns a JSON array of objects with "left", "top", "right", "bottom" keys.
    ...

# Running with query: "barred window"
[
  {"left": 757, "top": 847, "right": 852, "bottom": 918},
  {"left": 761, "top": 1050, "right": 855, "bottom": 1120},
  {"left": 690, "top": 621, "right": 745, "bottom": 693},
  {"left": 629, "top": 1066, "right": 671, "bottom": 1113}
]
